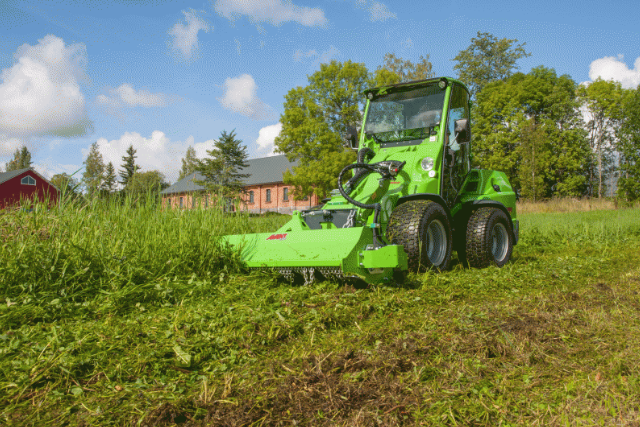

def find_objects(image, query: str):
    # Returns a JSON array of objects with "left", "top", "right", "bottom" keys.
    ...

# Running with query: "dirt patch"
[
  {"left": 500, "top": 313, "right": 550, "bottom": 340},
  {"left": 141, "top": 338, "right": 438, "bottom": 427},
  {"left": 593, "top": 282, "right": 613, "bottom": 293},
  {"left": 201, "top": 349, "right": 421, "bottom": 426}
]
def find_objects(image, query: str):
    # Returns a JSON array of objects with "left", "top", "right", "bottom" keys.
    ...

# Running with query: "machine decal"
[{"left": 266, "top": 233, "right": 288, "bottom": 241}]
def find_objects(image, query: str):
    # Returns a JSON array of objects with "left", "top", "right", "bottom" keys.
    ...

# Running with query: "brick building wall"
[
  {"left": 240, "top": 183, "right": 317, "bottom": 214},
  {"left": 162, "top": 184, "right": 318, "bottom": 214}
]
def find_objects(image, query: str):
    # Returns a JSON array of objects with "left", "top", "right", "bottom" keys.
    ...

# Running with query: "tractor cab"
[{"left": 358, "top": 77, "right": 472, "bottom": 207}]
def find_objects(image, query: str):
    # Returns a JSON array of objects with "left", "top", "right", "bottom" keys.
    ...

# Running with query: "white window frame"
[{"left": 21, "top": 176, "right": 36, "bottom": 186}]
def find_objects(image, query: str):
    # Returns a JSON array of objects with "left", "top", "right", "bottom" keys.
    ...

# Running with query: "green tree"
[
  {"left": 179, "top": 146, "right": 199, "bottom": 181},
  {"left": 275, "top": 60, "right": 369, "bottom": 198},
  {"left": 473, "top": 66, "right": 590, "bottom": 199},
  {"left": 453, "top": 31, "right": 531, "bottom": 97},
  {"left": 376, "top": 52, "right": 434, "bottom": 83},
  {"left": 6, "top": 146, "right": 33, "bottom": 171},
  {"left": 50, "top": 173, "right": 81, "bottom": 198},
  {"left": 102, "top": 162, "right": 117, "bottom": 194},
  {"left": 577, "top": 79, "right": 624, "bottom": 198},
  {"left": 195, "top": 130, "right": 249, "bottom": 201},
  {"left": 83, "top": 142, "right": 105, "bottom": 197},
  {"left": 125, "top": 170, "right": 169, "bottom": 197},
  {"left": 119, "top": 145, "right": 140, "bottom": 188},
  {"left": 616, "top": 86, "right": 640, "bottom": 201}
]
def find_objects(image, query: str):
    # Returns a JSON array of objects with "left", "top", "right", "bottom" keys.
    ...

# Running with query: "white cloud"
[
  {"left": 169, "top": 9, "right": 210, "bottom": 60},
  {"left": 217, "top": 73, "right": 275, "bottom": 120},
  {"left": 588, "top": 55, "right": 640, "bottom": 89},
  {"left": 256, "top": 122, "right": 282, "bottom": 156},
  {"left": 293, "top": 49, "right": 317, "bottom": 62},
  {"left": 33, "top": 160, "right": 82, "bottom": 180},
  {"left": 401, "top": 38, "right": 413, "bottom": 49},
  {"left": 0, "top": 135, "right": 24, "bottom": 157},
  {"left": 88, "top": 131, "right": 215, "bottom": 184},
  {"left": 355, "top": 0, "right": 396, "bottom": 22},
  {"left": 213, "top": 0, "right": 327, "bottom": 27},
  {"left": 97, "top": 84, "right": 176, "bottom": 116},
  {"left": 370, "top": 1, "right": 396, "bottom": 21},
  {"left": 0, "top": 34, "right": 91, "bottom": 139},
  {"left": 293, "top": 46, "right": 339, "bottom": 66}
]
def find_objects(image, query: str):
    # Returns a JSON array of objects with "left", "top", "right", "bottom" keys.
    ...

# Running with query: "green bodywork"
[{"left": 222, "top": 77, "right": 517, "bottom": 283}]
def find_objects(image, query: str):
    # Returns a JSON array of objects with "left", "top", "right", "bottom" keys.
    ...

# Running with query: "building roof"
[
  {"left": 161, "top": 154, "right": 299, "bottom": 195},
  {"left": 0, "top": 167, "right": 60, "bottom": 192},
  {"left": 0, "top": 167, "right": 32, "bottom": 185}
]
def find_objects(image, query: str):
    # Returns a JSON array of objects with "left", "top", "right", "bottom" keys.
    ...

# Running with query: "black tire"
[
  {"left": 386, "top": 200, "right": 452, "bottom": 273},
  {"left": 460, "top": 208, "right": 513, "bottom": 268}
]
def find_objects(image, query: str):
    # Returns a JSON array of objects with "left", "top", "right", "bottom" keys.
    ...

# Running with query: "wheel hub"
[
  {"left": 426, "top": 219, "right": 447, "bottom": 266},
  {"left": 491, "top": 223, "right": 509, "bottom": 263}
]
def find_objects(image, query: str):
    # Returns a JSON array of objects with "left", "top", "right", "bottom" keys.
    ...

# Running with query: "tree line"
[
  {"left": 5, "top": 32, "right": 638, "bottom": 204},
  {"left": 272, "top": 32, "right": 640, "bottom": 202}
]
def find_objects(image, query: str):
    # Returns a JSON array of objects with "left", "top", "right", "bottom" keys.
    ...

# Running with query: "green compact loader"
[{"left": 223, "top": 77, "right": 519, "bottom": 284}]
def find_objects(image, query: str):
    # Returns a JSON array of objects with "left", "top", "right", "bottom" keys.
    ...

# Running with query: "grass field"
[{"left": 1, "top": 196, "right": 640, "bottom": 426}]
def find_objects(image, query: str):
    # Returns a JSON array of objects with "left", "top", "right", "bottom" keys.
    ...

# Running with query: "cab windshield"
[{"left": 364, "top": 84, "right": 446, "bottom": 144}]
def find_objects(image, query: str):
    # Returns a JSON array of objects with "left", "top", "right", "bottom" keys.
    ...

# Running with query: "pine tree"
[
  {"left": 102, "top": 162, "right": 117, "bottom": 193},
  {"left": 6, "top": 146, "right": 33, "bottom": 171},
  {"left": 119, "top": 145, "right": 140, "bottom": 188},
  {"left": 179, "top": 146, "right": 199, "bottom": 180},
  {"left": 83, "top": 142, "right": 105, "bottom": 197},
  {"left": 195, "top": 130, "right": 249, "bottom": 200},
  {"left": 5, "top": 149, "right": 20, "bottom": 171}
]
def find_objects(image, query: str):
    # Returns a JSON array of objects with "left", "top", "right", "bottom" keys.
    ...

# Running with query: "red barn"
[{"left": 0, "top": 167, "right": 59, "bottom": 210}]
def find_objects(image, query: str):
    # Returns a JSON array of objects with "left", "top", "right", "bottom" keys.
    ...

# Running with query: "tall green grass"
[
  {"left": 518, "top": 208, "right": 640, "bottom": 250},
  {"left": 2, "top": 196, "right": 640, "bottom": 425},
  {"left": 0, "top": 193, "right": 288, "bottom": 326}
]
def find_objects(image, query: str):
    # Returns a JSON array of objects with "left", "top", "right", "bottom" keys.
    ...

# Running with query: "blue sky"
[{"left": 1, "top": 0, "right": 639, "bottom": 184}]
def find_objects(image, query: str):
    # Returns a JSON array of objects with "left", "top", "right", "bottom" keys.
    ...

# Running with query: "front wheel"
[
  {"left": 460, "top": 208, "right": 513, "bottom": 268},
  {"left": 386, "top": 200, "right": 452, "bottom": 272}
]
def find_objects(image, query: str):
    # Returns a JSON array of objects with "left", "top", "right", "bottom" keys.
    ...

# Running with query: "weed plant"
[{"left": 1, "top": 195, "right": 640, "bottom": 426}]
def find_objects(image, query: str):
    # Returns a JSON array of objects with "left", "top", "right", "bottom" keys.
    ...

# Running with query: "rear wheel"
[
  {"left": 460, "top": 208, "right": 513, "bottom": 268},
  {"left": 386, "top": 200, "right": 452, "bottom": 272}
]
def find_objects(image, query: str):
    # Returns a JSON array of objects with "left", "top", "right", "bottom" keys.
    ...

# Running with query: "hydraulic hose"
[
  {"left": 337, "top": 163, "right": 384, "bottom": 247},
  {"left": 344, "top": 147, "right": 375, "bottom": 191},
  {"left": 337, "top": 160, "right": 404, "bottom": 250}
]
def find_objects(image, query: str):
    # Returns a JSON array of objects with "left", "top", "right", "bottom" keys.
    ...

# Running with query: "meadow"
[{"left": 1, "top": 195, "right": 640, "bottom": 426}]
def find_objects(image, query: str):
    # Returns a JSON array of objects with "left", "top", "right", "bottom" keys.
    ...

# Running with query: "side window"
[
  {"left": 179, "top": 197, "right": 183, "bottom": 208},
  {"left": 249, "top": 191, "right": 254, "bottom": 203},
  {"left": 266, "top": 189, "right": 271, "bottom": 202},
  {"left": 204, "top": 195, "right": 208, "bottom": 208},
  {"left": 447, "top": 85, "right": 470, "bottom": 152},
  {"left": 283, "top": 187, "right": 288, "bottom": 201},
  {"left": 167, "top": 198, "right": 171, "bottom": 208}
]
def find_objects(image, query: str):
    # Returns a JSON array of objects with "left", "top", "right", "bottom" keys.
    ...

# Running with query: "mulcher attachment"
[{"left": 221, "top": 212, "right": 408, "bottom": 285}]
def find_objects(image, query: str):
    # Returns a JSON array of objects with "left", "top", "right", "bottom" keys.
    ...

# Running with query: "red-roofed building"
[{"left": 0, "top": 168, "right": 59, "bottom": 210}]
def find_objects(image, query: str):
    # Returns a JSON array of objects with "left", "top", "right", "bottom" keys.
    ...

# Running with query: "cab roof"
[{"left": 363, "top": 76, "right": 470, "bottom": 98}]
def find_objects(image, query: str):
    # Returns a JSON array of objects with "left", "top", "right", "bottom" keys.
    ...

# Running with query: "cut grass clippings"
[{"left": 1, "top": 196, "right": 640, "bottom": 426}]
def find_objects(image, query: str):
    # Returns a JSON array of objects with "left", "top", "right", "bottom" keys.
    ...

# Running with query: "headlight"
[{"left": 421, "top": 157, "right": 434, "bottom": 171}]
